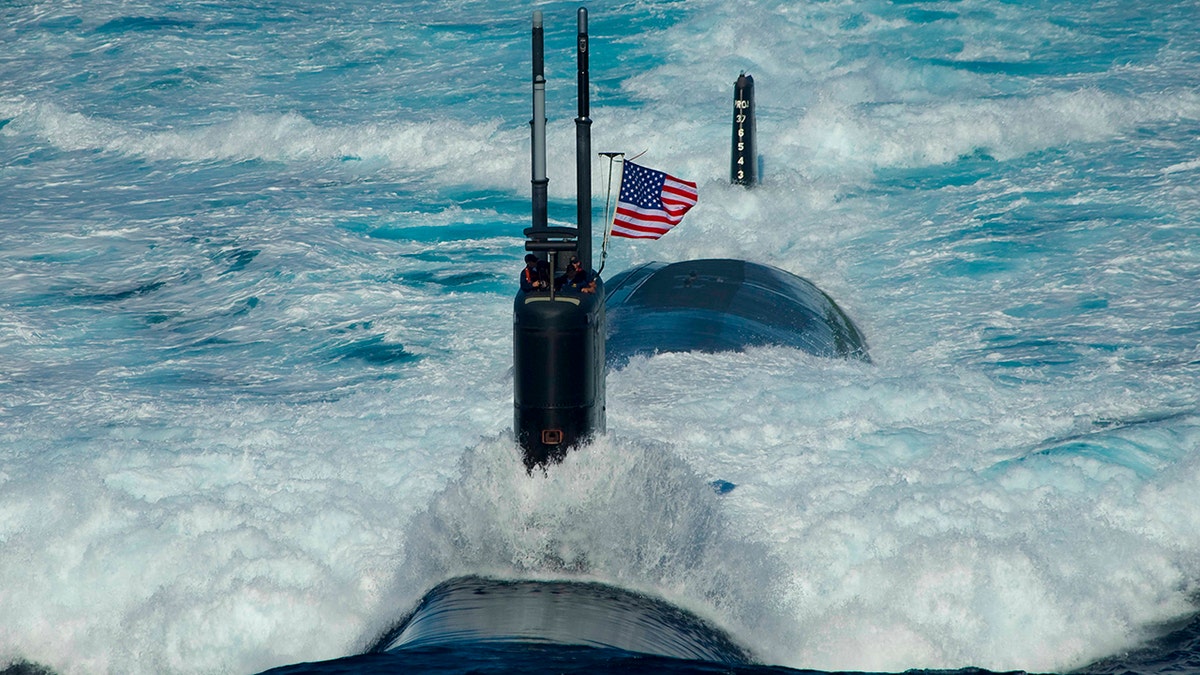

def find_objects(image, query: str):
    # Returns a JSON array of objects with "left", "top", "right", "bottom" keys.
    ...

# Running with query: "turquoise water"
[{"left": 2, "top": 1, "right": 1199, "bottom": 673}]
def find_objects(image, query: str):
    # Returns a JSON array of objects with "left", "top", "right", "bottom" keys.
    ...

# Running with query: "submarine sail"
[{"left": 513, "top": 8, "right": 606, "bottom": 470}]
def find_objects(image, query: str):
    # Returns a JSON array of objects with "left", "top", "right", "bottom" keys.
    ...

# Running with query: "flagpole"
[{"left": 598, "top": 151, "right": 624, "bottom": 275}]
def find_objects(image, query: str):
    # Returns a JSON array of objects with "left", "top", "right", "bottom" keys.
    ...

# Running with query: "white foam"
[
  {"left": 1, "top": 98, "right": 531, "bottom": 192},
  {"left": 609, "top": 349, "right": 1200, "bottom": 671}
]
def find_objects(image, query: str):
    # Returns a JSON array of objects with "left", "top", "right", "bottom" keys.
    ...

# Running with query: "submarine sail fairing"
[{"left": 513, "top": 9, "right": 605, "bottom": 470}]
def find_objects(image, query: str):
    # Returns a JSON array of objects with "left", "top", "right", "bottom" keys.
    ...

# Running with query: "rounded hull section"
[
  {"left": 376, "top": 576, "right": 752, "bottom": 665},
  {"left": 605, "top": 259, "right": 869, "bottom": 366}
]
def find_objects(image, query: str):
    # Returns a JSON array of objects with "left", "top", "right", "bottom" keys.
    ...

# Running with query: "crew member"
[
  {"left": 564, "top": 264, "right": 596, "bottom": 294},
  {"left": 556, "top": 255, "right": 584, "bottom": 290},
  {"left": 520, "top": 253, "right": 546, "bottom": 292}
]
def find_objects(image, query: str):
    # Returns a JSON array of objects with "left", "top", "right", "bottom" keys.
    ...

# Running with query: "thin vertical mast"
[
  {"left": 574, "top": 7, "right": 592, "bottom": 269},
  {"left": 531, "top": 11, "right": 548, "bottom": 232},
  {"left": 731, "top": 72, "right": 757, "bottom": 186}
]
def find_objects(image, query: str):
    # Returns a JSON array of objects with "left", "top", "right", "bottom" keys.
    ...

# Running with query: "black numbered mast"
[{"left": 731, "top": 72, "right": 757, "bottom": 186}]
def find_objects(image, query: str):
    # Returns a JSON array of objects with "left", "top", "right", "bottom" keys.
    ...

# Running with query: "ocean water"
[{"left": 2, "top": 0, "right": 1199, "bottom": 673}]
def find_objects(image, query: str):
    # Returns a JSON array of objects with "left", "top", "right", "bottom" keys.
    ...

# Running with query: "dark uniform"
[{"left": 520, "top": 254, "right": 544, "bottom": 292}]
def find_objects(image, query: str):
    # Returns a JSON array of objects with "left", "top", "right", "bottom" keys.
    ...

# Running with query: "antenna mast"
[
  {"left": 531, "top": 11, "right": 548, "bottom": 232},
  {"left": 731, "top": 72, "right": 757, "bottom": 186},
  {"left": 575, "top": 7, "right": 592, "bottom": 269}
]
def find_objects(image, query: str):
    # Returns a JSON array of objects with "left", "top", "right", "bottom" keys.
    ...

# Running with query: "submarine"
[
  {"left": 259, "top": 9, "right": 867, "bottom": 673},
  {"left": 515, "top": 11, "right": 868, "bottom": 470}
]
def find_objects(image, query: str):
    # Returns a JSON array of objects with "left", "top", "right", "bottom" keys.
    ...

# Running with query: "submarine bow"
[
  {"left": 376, "top": 576, "right": 752, "bottom": 663},
  {"left": 259, "top": 576, "right": 755, "bottom": 674}
]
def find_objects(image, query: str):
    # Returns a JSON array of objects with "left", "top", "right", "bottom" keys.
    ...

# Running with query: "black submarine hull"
[
  {"left": 605, "top": 258, "right": 869, "bottom": 367},
  {"left": 259, "top": 576, "right": 757, "bottom": 674},
  {"left": 376, "top": 576, "right": 751, "bottom": 662}
]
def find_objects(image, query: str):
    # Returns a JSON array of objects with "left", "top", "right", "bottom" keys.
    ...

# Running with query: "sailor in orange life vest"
[{"left": 520, "top": 253, "right": 547, "bottom": 292}]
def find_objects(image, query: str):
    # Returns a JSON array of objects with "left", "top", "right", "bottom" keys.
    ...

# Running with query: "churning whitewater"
[{"left": 2, "top": 1, "right": 1199, "bottom": 674}]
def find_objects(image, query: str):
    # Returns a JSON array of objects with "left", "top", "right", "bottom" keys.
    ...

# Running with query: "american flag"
[{"left": 611, "top": 161, "right": 698, "bottom": 239}]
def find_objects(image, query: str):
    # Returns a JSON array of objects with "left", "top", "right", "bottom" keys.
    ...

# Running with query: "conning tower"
[{"left": 513, "top": 9, "right": 605, "bottom": 470}]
